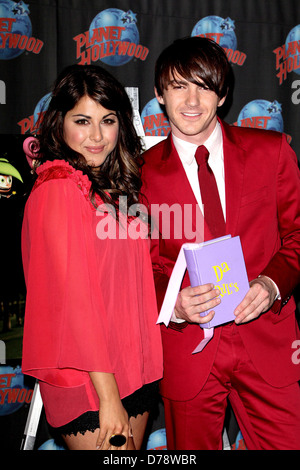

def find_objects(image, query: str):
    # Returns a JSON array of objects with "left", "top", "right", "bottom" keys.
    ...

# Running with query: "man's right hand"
[{"left": 174, "top": 284, "right": 221, "bottom": 324}]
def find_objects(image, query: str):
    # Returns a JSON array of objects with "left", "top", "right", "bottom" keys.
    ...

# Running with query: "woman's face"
[{"left": 63, "top": 95, "right": 119, "bottom": 167}]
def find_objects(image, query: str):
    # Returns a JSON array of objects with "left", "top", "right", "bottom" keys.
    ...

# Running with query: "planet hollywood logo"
[
  {"left": 0, "top": 0, "right": 43, "bottom": 60},
  {"left": 0, "top": 365, "right": 32, "bottom": 416},
  {"left": 73, "top": 8, "right": 149, "bottom": 67},
  {"left": 273, "top": 24, "right": 300, "bottom": 85},
  {"left": 146, "top": 428, "right": 167, "bottom": 450},
  {"left": 141, "top": 98, "right": 171, "bottom": 136},
  {"left": 234, "top": 100, "right": 284, "bottom": 132},
  {"left": 191, "top": 15, "right": 247, "bottom": 67},
  {"left": 18, "top": 91, "right": 51, "bottom": 134},
  {"left": 233, "top": 99, "right": 291, "bottom": 143}
]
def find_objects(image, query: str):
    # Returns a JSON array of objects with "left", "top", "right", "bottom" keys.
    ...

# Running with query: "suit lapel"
[
  {"left": 160, "top": 135, "right": 196, "bottom": 206},
  {"left": 158, "top": 123, "right": 246, "bottom": 242},
  {"left": 221, "top": 120, "right": 245, "bottom": 237}
]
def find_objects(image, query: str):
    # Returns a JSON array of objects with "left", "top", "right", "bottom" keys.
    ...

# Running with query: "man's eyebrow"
[
  {"left": 168, "top": 78, "right": 209, "bottom": 89},
  {"left": 168, "top": 79, "right": 187, "bottom": 86}
]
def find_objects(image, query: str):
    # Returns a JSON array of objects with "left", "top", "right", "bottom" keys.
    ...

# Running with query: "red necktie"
[{"left": 195, "top": 145, "right": 225, "bottom": 239}]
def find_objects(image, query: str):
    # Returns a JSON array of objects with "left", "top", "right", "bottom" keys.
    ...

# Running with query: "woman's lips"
[{"left": 85, "top": 146, "right": 105, "bottom": 153}]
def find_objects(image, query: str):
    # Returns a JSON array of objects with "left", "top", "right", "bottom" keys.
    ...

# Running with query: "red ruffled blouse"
[{"left": 21, "top": 160, "right": 163, "bottom": 427}]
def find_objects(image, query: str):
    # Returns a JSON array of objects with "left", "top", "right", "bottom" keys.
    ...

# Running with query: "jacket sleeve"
[
  {"left": 261, "top": 134, "right": 300, "bottom": 302},
  {"left": 22, "top": 178, "right": 113, "bottom": 387}
]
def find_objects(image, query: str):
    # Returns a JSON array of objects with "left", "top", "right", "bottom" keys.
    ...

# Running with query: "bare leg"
[
  {"left": 130, "top": 411, "right": 149, "bottom": 449},
  {"left": 62, "top": 411, "right": 149, "bottom": 450},
  {"left": 62, "top": 429, "right": 100, "bottom": 450}
]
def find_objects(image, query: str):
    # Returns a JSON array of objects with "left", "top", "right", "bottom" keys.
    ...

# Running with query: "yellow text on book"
[{"left": 212, "top": 262, "right": 239, "bottom": 298}]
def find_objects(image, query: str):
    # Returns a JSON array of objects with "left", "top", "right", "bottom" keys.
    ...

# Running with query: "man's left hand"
[{"left": 234, "top": 275, "right": 278, "bottom": 324}]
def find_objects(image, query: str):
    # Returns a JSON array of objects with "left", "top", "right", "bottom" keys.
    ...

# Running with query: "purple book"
[{"left": 183, "top": 235, "right": 249, "bottom": 329}]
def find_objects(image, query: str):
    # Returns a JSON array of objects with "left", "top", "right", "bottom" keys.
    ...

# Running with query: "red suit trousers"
[{"left": 163, "top": 322, "right": 300, "bottom": 450}]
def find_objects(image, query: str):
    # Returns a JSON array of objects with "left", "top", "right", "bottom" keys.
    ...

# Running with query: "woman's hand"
[
  {"left": 89, "top": 371, "right": 133, "bottom": 450},
  {"left": 96, "top": 396, "right": 132, "bottom": 450}
]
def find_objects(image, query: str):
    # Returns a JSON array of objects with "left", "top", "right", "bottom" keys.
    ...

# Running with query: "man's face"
[{"left": 155, "top": 72, "right": 226, "bottom": 145}]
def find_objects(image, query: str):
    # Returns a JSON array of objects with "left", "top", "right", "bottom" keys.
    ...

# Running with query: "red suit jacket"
[{"left": 141, "top": 119, "right": 300, "bottom": 401}]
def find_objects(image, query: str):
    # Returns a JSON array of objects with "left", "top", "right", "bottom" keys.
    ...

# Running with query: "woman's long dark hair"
[{"left": 38, "top": 64, "right": 143, "bottom": 210}]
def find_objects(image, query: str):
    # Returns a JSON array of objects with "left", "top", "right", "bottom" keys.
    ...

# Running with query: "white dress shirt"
[
  {"left": 170, "top": 122, "right": 224, "bottom": 322},
  {"left": 172, "top": 121, "right": 226, "bottom": 220}
]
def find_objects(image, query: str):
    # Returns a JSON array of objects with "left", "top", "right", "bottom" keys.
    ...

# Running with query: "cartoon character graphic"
[
  {"left": 23, "top": 136, "right": 40, "bottom": 169},
  {"left": 0, "top": 157, "right": 23, "bottom": 198}
]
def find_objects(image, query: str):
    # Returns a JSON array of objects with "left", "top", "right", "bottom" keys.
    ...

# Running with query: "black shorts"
[{"left": 52, "top": 381, "right": 159, "bottom": 437}]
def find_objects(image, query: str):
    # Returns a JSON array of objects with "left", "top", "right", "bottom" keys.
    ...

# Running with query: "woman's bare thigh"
[{"left": 62, "top": 411, "right": 149, "bottom": 450}]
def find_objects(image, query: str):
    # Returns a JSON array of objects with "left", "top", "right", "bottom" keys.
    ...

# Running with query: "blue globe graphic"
[
  {"left": 0, "top": 366, "right": 30, "bottom": 415},
  {"left": 89, "top": 8, "right": 139, "bottom": 66},
  {"left": 33, "top": 92, "right": 52, "bottom": 128},
  {"left": 285, "top": 25, "right": 300, "bottom": 76},
  {"left": 192, "top": 16, "right": 237, "bottom": 51},
  {"left": 146, "top": 428, "right": 167, "bottom": 450},
  {"left": 38, "top": 439, "right": 66, "bottom": 450},
  {"left": 141, "top": 98, "right": 170, "bottom": 136},
  {"left": 0, "top": 0, "right": 32, "bottom": 60},
  {"left": 237, "top": 100, "right": 283, "bottom": 132},
  {"left": 234, "top": 430, "right": 246, "bottom": 450}
]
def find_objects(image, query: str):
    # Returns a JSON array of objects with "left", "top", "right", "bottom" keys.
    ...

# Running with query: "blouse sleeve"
[{"left": 22, "top": 177, "right": 113, "bottom": 387}]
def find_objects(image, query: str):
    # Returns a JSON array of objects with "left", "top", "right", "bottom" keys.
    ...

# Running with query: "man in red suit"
[{"left": 141, "top": 37, "right": 300, "bottom": 450}]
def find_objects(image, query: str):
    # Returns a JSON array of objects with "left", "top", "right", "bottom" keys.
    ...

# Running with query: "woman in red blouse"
[{"left": 21, "top": 65, "right": 163, "bottom": 450}]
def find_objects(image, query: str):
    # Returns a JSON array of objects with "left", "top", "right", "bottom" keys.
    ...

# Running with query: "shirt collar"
[{"left": 172, "top": 121, "right": 223, "bottom": 166}]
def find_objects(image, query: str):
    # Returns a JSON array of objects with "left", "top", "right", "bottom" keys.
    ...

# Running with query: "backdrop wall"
[{"left": 0, "top": 0, "right": 299, "bottom": 451}]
